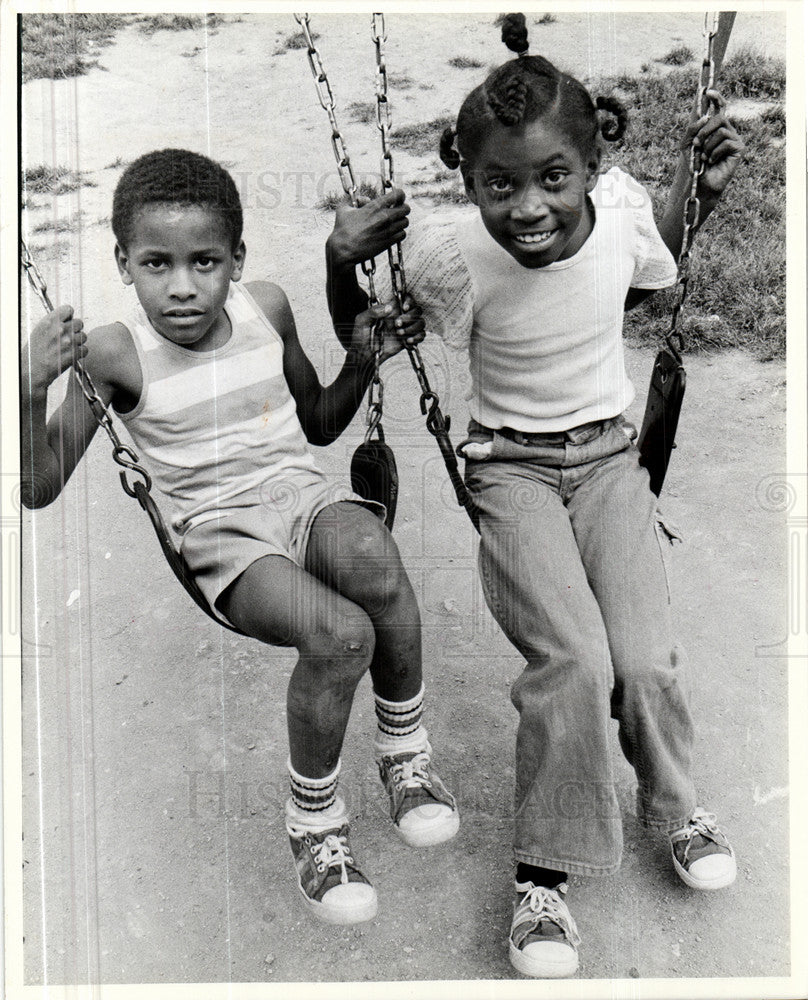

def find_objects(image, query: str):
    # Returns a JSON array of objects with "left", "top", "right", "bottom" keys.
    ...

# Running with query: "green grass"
[
  {"left": 22, "top": 164, "right": 95, "bottom": 195},
  {"left": 275, "top": 29, "right": 319, "bottom": 54},
  {"left": 348, "top": 101, "right": 376, "bottom": 125},
  {"left": 392, "top": 116, "right": 455, "bottom": 157},
  {"left": 448, "top": 56, "right": 484, "bottom": 70},
  {"left": 605, "top": 57, "right": 785, "bottom": 358},
  {"left": 657, "top": 46, "right": 694, "bottom": 66},
  {"left": 21, "top": 13, "right": 130, "bottom": 81},
  {"left": 136, "top": 14, "right": 226, "bottom": 36},
  {"left": 316, "top": 180, "right": 380, "bottom": 212}
]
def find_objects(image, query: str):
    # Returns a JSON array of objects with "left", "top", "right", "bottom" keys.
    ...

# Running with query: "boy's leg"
[
  {"left": 305, "top": 501, "right": 458, "bottom": 846},
  {"left": 219, "top": 553, "right": 374, "bottom": 778},
  {"left": 219, "top": 553, "right": 378, "bottom": 924},
  {"left": 304, "top": 501, "right": 421, "bottom": 702}
]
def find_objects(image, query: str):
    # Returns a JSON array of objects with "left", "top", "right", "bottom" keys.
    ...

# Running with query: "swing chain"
[
  {"left": 294, "top": 12, "right": 380, "bottom": 300},
  {"left": 666, "top": 11, "right": 720, "bottom": 359},
  {"left": 20, "top": 238, "right": 153, "bottom": 495},
  {"left": 364, "top": 319, "right": 385, "bottom": 442}
]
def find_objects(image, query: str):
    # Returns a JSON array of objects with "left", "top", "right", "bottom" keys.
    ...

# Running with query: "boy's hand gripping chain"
[
  {"left": 296, "top": 13, "right": 479, "bottom": 531},
  {"left": 20, "top": 239, "right": 241, "bottom": 632},
  {"left": 638, "top": 12, "right": 722, "bottom": 497}
]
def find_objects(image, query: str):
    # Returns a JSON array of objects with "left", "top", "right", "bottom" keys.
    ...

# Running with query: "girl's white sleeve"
[
  {"left": 369, "top": 216, "right": 473, "bottom": 352},
  {"left": 623, "top": 171, "right": 679, "bottom": 290}
]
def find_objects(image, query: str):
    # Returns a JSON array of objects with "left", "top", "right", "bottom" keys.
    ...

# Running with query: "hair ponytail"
[
  {"left": 595, "top": 95, "right": 628, "bottom": 142},
  {"left": 439, "top": 126, "right": 461, "bottom": 170},
  {"left": 501, "top": 12, "right": 529, "bottom": 55}
]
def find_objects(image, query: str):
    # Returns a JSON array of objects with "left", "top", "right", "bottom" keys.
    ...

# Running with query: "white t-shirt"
[{"left": 380, "top": 167, "right": 677, "bottom": 432}]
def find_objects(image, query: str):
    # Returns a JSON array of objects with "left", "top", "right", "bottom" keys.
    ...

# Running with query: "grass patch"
[
  {"left": 22, "top": 164, "right": 95, "bottom": 195},
  {"left": 537, "top": 14, "right": 558, "bottom": 25},
  {"left": 448, "top": 56, "right": 484, "bottom": 70},
  {"left": 720, "top": 46, "right": 785, "bottom": 100},
  {"left": 389, "top": 72, "right": 415, "bottom": 90},
  {"left": 32, "top": 213, "right": 84, "bottom": 235},
  {"left": 21, "top": 13, "right": 130, "bottom": 82},
  {"left": 316, "top": 180, "right": 380, "bottom": 212},
  {"left": 348, "top": 101, "right": 376, "bottom": 125},
  {"left": 275, "top": 29, "right": 319, "bottom": 54},
  {"left": 605, "top": 59, "right": 785, "bottom": 358},
  {"left": 392, "top": 116, "right": 455, "bottom": 157},
  {"left": 657, "top": 45, "right": 694, "bottom": 66}
]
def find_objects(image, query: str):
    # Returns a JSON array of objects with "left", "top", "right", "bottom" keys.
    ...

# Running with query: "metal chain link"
[
  {"left": 296, "top": 13, "right": 475, "bottom": 515},
  {"left": 666, "top": 11, "right": 720, "bottom": 359},
  {"left": 20, "top": 238, "right": 152, "bottom": 494},
  {"left": 294, "top": 12, "right": 379, "bottom": 303}
]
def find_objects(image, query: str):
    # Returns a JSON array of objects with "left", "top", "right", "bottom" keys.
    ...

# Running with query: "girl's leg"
[
  {"left": 566, "top": 447, "right": 697, "bottom": 831},
  {"left": 466, "top": 459, "right": 623, "bottom": 877},
  {"left": 219, "top": 553, "right": 374, "bottom": 778}
]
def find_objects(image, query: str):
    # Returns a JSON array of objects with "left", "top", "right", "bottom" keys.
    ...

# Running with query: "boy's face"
[
  {"left": 463, "top": 117, "right": 599, "bottom": 269},
  {"left": 115, "top": 203, "right": 245, "bottom": 350}
]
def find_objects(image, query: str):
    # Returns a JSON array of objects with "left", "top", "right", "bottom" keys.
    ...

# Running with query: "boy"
[{"left": 21, "top": 148, "right": 459, "bottom": 925}]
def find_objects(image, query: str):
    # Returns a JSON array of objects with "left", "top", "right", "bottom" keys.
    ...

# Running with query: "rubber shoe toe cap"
[{"left": 509, "top": 939, "right": 579, "bottom": 978}]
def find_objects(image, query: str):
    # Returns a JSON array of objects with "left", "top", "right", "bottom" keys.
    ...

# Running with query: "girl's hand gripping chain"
[
  {"left": 22, "top": 305, "right": 87, "bottom": 396},
  {"left": 684, "top": 89, "right": 745, "bottom": 205}
]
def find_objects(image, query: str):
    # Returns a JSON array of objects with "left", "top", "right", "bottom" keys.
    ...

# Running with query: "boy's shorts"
[{"left": 180, "top": 476, "right": 384, "bottom": 626}]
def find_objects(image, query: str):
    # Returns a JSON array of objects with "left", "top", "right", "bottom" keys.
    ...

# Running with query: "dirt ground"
[{"left": 16, "top": 10, "right": 794, "bottom": 995}]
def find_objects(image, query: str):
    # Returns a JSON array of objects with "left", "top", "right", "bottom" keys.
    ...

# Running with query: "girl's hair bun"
[
  {"left": 501, "top": 12, "right": 529, "bottom": 55},
  {"left": 595, "top": 94, "right": 628, "bottom": 142},
  {"left": 439, "top": 125, "right": 461, "bottom": 170}
]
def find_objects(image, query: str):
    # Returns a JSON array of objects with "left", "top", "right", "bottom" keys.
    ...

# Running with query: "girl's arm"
[
  {"left": 325, "top": 188, "right": 410, "bottom": 349},
  {"left": 625, "top": 91, "right": 744, "bottom": 311},
  {"left": 21, "top": 309, "right": 123, "bottom": 508},
  {"left": 247, "top": 280, "right": 424, "bottom": 446}
]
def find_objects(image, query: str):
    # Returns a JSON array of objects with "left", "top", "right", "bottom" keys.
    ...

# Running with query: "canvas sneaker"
[
  {"left": 669, "top": 808, "right": 736, "bottom": 890},
  {"left": 377, "top": 745, "right": 459, "bottom": 847},
  {"left": 287, "top": 821, "right": 378, "bottom": 925},
  {"left": 508, "top": 881, "right": 580, "bottom": 979}
]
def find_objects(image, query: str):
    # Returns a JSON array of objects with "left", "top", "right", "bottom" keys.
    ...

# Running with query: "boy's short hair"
[{"left": 112, "top": 149, "right": 243, "bottom": 251}]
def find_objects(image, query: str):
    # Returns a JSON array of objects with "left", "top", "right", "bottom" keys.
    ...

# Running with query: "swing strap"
[{"left": 20, "top": 239, "right": 240, "bottom": 633}]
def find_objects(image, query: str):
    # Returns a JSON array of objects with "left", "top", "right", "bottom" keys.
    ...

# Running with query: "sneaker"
[
  {"left": 377, "top": 745, "right": 459, "bottom": 847},
  {"left": 509, "top": 881, "right": 580, "bottom": 979},
  {"left": 287, "top": 822, "right": 378, "bottom": 925},
  {"left": 669, "top": 808, "right": 737, "bottom": 891}
]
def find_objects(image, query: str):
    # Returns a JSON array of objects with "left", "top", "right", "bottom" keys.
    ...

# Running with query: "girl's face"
[
  {"left": 115, "top": 203, "right": 245, "bottom": 351},
  {"left": 463, "top": 116, "right": 600, "bottom": 269}
]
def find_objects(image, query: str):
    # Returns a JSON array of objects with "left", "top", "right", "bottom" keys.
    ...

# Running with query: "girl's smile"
[
  {"left": 463, "top": 118, "right": 600, "bottom": 269},
  {"left": 115, "top": 203, "right": 245, "bottom": 351}
]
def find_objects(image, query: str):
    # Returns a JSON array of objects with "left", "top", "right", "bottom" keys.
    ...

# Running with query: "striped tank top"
[{"left": 117, "top": 282, "right": 322, "bottom": 534}]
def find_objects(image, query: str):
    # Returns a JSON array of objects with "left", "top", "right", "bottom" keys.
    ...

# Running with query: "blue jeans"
[{"left": 462, "top": 417, "right": 697, "bottom": 876}]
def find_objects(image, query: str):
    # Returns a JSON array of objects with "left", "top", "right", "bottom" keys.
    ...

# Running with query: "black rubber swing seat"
[{"left": 350, "top": 437, "right": 399, "bottom": 531}]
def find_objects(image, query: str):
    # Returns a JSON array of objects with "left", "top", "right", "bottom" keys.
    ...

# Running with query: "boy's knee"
[{"left": 301, "top": 610, "right": 375, "bottom": 677}]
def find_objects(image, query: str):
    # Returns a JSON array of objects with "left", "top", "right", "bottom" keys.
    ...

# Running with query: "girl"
[
  {"left": 327, "top": 14, "right": 744, "bottom": 977},
  {"left": 21, "top": 149, "right": 459, "bottom": 928}
]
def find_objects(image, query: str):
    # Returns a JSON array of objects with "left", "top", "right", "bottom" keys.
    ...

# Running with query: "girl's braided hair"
[
  {"left": 112, "top": 148, "right": 243, "bottom": 251},
  {"left": 440, "top": 13, "right": 627, "bottom": 171}
]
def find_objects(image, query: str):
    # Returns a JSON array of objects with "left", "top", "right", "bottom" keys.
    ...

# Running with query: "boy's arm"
[
  {"left": 625, "top": 92, "right": 744, "bottom": 311},
  {"left": 325, "top": 189, "right": 410, "bottom": 348},
  {"left": 21, "top": 309, "right": 116, "bottom": 508},
  {"left": 247, "top": 280, "right": 423, "bottom": 446}
]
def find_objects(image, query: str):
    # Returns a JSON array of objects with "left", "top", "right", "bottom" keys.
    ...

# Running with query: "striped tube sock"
[
  {"left": 374, "top": 683, "right": 428, "bottom": 755},
  {"left": 286, "top": 758, "right": 344, "bottom": 831}
]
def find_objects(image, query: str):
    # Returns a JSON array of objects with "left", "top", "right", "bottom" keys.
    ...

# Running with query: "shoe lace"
[
  {"left": 517, "top": 885, "right": 581, "bottom": 948},
  {"left": 388, "top": 751, "right": 432, "bottom": 790},
  {"left": 679, "top": 810, "right": 726, "bottom": 864},
  {"left": 310, "top": 833, "right": 354, "bottom": 884}
]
